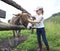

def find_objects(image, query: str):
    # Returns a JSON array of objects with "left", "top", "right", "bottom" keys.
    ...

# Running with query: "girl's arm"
[{"left": 28, "top": 17, "right": 43, "bottom": 24}]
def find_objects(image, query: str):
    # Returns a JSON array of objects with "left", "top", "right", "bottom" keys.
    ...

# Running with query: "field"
[
  {"left": 14, "top": 21, "right": 60, "bottom": 51},
  {"left": 0, "top": 15, "right": 60, "bottom": 51}
]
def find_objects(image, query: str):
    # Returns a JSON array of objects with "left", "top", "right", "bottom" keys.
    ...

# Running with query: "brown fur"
[{"left": 8, "top": 13, "right": 31, "bottom": 37}]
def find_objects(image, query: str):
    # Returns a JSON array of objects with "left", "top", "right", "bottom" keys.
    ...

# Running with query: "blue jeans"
[{"left": 36, "top": 28, "right": 49, "bottom": 46}]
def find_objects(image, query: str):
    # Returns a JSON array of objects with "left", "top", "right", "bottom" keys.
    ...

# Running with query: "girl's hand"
[{"left": 28, "top": 19, "right": 32, "bottom": 22}]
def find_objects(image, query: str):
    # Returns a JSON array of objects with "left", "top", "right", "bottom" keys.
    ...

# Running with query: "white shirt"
[{"left": 35, "top": 14, "right": 44, "bottom": 28}]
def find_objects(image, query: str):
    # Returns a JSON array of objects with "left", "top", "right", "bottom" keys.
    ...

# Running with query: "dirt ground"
[{"left": 0, "top": 35, "right": 28, "bottom": 51}]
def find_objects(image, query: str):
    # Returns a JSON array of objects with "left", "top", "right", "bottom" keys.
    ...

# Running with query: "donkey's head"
[
  {"left": 12, "top": 13, "right": 32, "bottom": 28},
  {"left": 19, "top": 13, "right": 32, "bottom": 28}
]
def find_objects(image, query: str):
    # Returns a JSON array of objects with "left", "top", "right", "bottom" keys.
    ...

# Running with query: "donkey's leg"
[
  {"left": 14, "top": 30, "right": 20, "bottom": 37},
  {"left": 16, "top": 30, "right": 21, "bottom": 37},
  {"left": 14, "top": 30, "right": 17, "bottom": 37},
  {"left": 12, "top": 30, "right": 18, "bottom": 37},
  {"left": 13, "top": 30, "right": 15, "bottom": 37}
]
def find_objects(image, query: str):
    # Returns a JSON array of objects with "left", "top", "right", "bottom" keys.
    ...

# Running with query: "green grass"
[
  {"left": 45, "top": 22, "right": 60, "bottom": 47},
  {"left": 46, "top": 15, "right": 60, "bottom": 24},
  {"left": 13, "top": 21, "right": 60, "bottom": 51},
  {"left": 0, "top": 22, "right": 60, "bottom": 51},
  {"left": 0, "top": 31, "right": 13, "bottom": 41}
]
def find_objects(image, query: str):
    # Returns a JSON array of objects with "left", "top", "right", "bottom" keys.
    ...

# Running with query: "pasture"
[{"left": 0, "top": 21, "right": 60, "bottom": 51}]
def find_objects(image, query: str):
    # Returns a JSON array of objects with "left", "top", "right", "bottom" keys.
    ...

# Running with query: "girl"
[{"left": 28, "top": 7, "right": 50, "bottom": 51}]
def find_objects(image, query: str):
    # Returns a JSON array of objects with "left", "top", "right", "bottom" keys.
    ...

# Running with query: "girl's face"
[{"left": 36, "top": 10, "right": 42, "bottom": 15}]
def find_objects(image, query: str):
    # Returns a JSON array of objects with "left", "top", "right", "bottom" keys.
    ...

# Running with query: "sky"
[{"left": 0, "top": 0, "right": 60, "bottom": 23}]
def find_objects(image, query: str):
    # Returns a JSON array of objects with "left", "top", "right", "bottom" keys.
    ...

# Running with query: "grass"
[
  {"left": 13, "top": 21, "right": 60, "bottom": 51},
  {"left": 45, "top": 22, "right": 60, "bottom": 48},
  {"left": 0, "top": 22, "right": 60, "bottom": 51},
  {"left": 0, "top": 31, "right": 13, "bottom": 41}
]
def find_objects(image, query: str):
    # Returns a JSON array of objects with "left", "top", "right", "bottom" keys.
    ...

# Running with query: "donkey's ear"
[
  {"left": 22, "top": 13, "right": 28, "bottom": 16},
  {"left": 17, "top": 13, "right": 22, "bottom": 16},
  {"left": 13, "top": 13, "right": 22, "bottom": 16},
  {"left": 18, "top": 13, "right": 22, "bottom": 16}
]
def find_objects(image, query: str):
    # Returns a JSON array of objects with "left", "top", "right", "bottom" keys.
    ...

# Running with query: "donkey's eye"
[{"left": 36, "top": 10, "right": 39, "bottom": 12}]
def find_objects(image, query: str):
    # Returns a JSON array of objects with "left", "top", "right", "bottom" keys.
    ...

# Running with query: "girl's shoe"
[
  {"left": 36, "top": 48, "right": 42, "bottom": 51},
  {"left": 46, "top": 46, "right": 50, "bottom": 51}
]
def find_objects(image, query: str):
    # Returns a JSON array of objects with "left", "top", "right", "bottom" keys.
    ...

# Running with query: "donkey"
[{"left": 8, "top": 13, "right": 32, "bottom": 37}]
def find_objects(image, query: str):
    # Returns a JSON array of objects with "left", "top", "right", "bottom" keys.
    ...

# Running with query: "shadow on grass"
[
  {"left": 43, "top": 47, "right": 60, "bottom": 51},
  {"left": 28, "top": 47, "right": 60, "bottom": 51}
]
